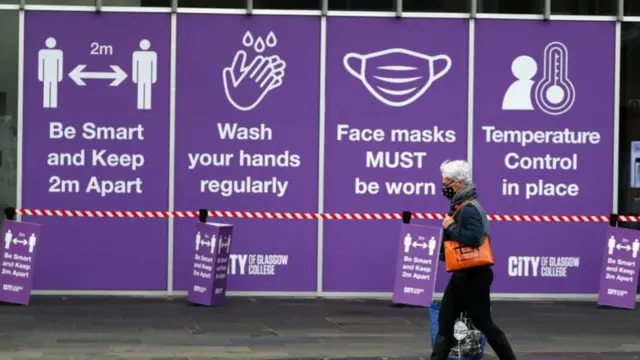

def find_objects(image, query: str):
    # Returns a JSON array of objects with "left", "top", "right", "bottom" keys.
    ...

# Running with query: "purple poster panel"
[
  {"left": 392, "top": 224, "right": 441, "bottom": 306},
  {"left": 175, "top": 14, "right": 320, "bottom": 292},
  {"left": 0, "top": 220, "right": 41, "bottom": 305},
  {"left": 598, "top": 227, "right": 639, "bottom": 309},
  {"left": 474, "top": 20, "right": 614, "bottom": 293},
  {"left": 23, "top": 11, "right": 171, "bottom": 290},
  {"left": 188, "top": 222, "right": 233, "bottom": 306},
  {"left": 324, "top": 17, "right": 468, "bottom": 292}
]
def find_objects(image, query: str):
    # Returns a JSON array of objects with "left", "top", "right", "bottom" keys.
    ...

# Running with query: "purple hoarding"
[
  {"left": 174, "top": 14, "right": 320, "bottom": 292},
  {"left": 324, "top": 17, "right": 468, "bottom": 292},
  {"left": 473, "top": 20, "right": 615, "bottom": 293},
  {"left": 23, "top": 11, "right": 171, "bottom": 290},
  {"left": 0, "top": 220, "right": 41, "bottom": 304},
  {"left": 598, "top": 227, "right": 639, "bottom": 309},
  {"left": 188, "top": 222, "right": 233, "bottom": 306},
  {"left": 392, "top": 224, "right": 441, "bottom": 306}
]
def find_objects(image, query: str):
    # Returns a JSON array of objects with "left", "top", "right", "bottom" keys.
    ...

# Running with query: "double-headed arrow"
[
  {"left": 12, "top": 238, "right": 26, "bottom": 245},
  {"left": 616, "top": 243, "right": 631, "bottom": 251},
  {"left": 412, "top": 241, "right": 427, "bottom": 249},
  {"left": 69, "top": 65, "right": 128, "bottom": 86}
]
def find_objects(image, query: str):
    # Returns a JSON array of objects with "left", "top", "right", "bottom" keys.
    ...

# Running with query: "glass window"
[
  {"left": 104, "top": 0, "right": 169, "bottom": 7},
  {"left": 255, "top": 0, "right": 319, "bottom": 9},
  {"left": 329, "top": 0, "right": 394, "bottom": 11},
  {"left": 626, "top": 2, "right": 640, "bottom": 16},
  {"left": 477, "top": 0, "right": 542, "bottom": 14},
  {"left": 619, "top": 22, "right": 640, "bottom": 223},
  {"left": 27, "top": 0, "right": 94, "bottom": 6},
  {"left": 178, "top": 0, "right": 243, "bottom": 8},
  {"left": 551, "top": 0, "right": 616, "bottom": 15},
  {"left": 404, "top": 0, "right": 468, "bottom": 13},
  {"left": 0, "top": 10, "right": 18, "bottom": 229}
]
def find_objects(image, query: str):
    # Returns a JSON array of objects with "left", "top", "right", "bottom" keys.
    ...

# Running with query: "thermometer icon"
[{"left": 534, "top": 42, "right": 575, "bottom": 116}]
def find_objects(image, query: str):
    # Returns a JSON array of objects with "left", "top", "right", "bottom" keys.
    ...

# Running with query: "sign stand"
[
  {"left": 0, "top": 207, "right": 41, "bottom": 305},
  {"left": 187, "top": 209, "right": 234, "bottom": 307},
  {"left": 391, "top": 210, "right": 442, "bottom": 308},
  {"left": 597, "top": 213, "right": 640, "bottom": 310}
]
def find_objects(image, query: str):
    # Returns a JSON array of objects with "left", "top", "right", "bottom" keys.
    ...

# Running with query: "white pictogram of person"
[
  {"left": 4, "top": 229, "right": 12, "bottom": 250},
  {"left": 404, "top": 233, "right": 412, "bottom": 253},
  {"left": 210, "top": 235, "right": 216, "bottom": 255},
  {"left": 502, "top": 55, "right": 537, "bottom": 110},
  {"left": 38, "top": 37, "right": 64, "bottom": 109},
  {"left": 132, "top": 39, "right": 157, "bottom": 111},
  {"left": 428, "top": 236, "right": 436, "bottom": 256},
  {"left": 633, "top": 239, "right": 639, "bottom": 259},
  {"left": 28, "top": 233, "right": 36, "bottom": 253},
  {"left": 608, "top": 236, "right": 616, "bottom": 255},
  {"left": 195, "top": 232, "right": 201, "bottom": 251}
]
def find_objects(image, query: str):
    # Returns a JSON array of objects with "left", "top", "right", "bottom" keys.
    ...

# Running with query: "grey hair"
[{"left": 440, "top": 159, "right": 472, "bottom": 184}]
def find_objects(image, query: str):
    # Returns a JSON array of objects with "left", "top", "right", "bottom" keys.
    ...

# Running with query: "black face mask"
[{"left": 441, "top": 185, "right": 456, "bottom": 199}]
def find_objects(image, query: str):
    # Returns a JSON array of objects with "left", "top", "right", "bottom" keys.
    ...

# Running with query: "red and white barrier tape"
[{"left": 12, "top": 209, "right": 634, "bottom": 222}]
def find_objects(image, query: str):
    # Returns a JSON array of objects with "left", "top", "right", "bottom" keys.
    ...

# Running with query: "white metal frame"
[{"left": 5, "top": 0, "right": 638, "bottom": 301}]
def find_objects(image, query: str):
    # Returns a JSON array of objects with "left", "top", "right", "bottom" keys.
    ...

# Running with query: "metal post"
[
  {"left": 395, "top": 0, "right": 402, "bottom": 18},
  {"left": 96, "top": 0, "right": 102, "bottom": 12},
  {"left": 618, "top": 0, "right": 624, "bottom": 21},
  {"left": 321, "top": 0, "right": 328, "bottom": 16},
  {"left": 247, "top": 0, "right": 253, "bottom": 15},
  {"left": 18, "top": 0, "right": 24, "bottom": 11},
  {"left": 171, "top": 0, "right": 177, "bottom": 14},
  {"left": 543, "top": 0, "right": 550, "bottom": 19},
  {"left": 470, "top": 0, "right": 477, "bottom": 18}
]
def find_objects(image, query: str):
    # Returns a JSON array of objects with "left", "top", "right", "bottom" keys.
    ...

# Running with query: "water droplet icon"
[
  {"left": 266, "top": 32, "right": 277, "bottom": 48},
  {"left": 242, "top": 31, "right": 254, "bottom": 47},
  {"left": 254, "top": 37, "right": 265, "bottom": 53}
]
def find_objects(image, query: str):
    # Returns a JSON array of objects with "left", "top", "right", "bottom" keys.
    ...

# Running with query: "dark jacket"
[{"left": 440, "top": 185, "right": 490, "bottom": 261}]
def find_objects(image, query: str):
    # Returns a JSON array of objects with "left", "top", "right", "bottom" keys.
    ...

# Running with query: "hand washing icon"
[
  {"left": 502, "top": 42, "right": 575, "bottom": 116},
  {"left": 223, "top": 31, "right": 286, "bottom": 112},
  {"left": 344, "top": 48, "right": 452, "bottom": 107}
]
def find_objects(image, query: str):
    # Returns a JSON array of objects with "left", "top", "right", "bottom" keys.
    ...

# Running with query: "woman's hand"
[{"left": 442, "top": 215, "right": 454, "bottom": 229}]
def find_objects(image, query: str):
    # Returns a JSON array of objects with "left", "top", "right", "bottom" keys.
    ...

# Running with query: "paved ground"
[{"left": 0, "top": 297, "right": 639, "bottom": 359}]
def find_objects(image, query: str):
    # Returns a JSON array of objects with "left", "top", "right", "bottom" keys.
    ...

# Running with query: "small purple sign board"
[
  {"left": 392, "top": 224, "right": 441, "bottom": 306},
  {"left": 598, "top": 227, "right": 640, "bottom": 310},
  {"left": 188, "top": 222, "right": 234, "bottom": 306},
  {"left": 0, "top": 220, "right": 41, "bottom": 305}
]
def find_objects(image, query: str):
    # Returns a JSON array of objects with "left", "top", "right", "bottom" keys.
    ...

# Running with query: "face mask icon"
[{"left": 344, "top": 48, "right": 452, "bottom": 107}]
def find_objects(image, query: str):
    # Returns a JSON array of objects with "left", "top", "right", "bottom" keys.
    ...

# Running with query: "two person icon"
[
  {"left": 607, "top": 236, "right": 640, "bottom": 259},
  {"left": 3, "top": 230, "right": 37, "bottom": 253},
  {"left": 38, "top": 37, "right": 157, "bottom": 110},
  {"left": 403, "top": 233, "right": 438, "bottom": 256}
]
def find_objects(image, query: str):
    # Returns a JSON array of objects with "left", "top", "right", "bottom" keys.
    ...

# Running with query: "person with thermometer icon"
[{"left": 502, "top": 41, "right": 575, "bottom": 116}]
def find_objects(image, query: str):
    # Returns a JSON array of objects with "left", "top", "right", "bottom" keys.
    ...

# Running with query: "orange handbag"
[{"left": 444, "top": 201, "right": 495, "bottom": 272}]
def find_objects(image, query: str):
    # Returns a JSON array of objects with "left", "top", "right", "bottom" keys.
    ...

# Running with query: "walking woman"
[{"left": 432, "top": 159, "right": 516, "bottom": 360}]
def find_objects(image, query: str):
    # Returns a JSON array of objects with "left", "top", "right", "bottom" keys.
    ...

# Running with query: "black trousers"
[{"left": 435, "top": 266, "right": 515, "bottom": 360}]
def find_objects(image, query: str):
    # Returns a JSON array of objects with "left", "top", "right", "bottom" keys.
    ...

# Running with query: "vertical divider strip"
[{"left": 316, "top": 15, "right": 327, "bottom": 295}]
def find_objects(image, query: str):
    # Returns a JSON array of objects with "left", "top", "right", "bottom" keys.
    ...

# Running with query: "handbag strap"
[
  {"left": 451, "top": 200, "right": 491, "bottom": 244},
  {"left": 452, "top": 200, "right": 473, "bottom": 217}
]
